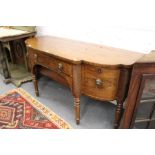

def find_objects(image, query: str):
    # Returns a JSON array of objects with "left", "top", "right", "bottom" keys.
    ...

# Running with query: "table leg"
[
  {"left": 32, "top": 66, "right": 39, "bottom": 96},
  {"left": 74, "top": 97, "right": 80, "bottom": 124},
  {"left": 114, "top": 100, "right": 123, "bottom": 128},
  {"left": 0, "top": 42, "right": 11, "bottom": 79},
  {"left": 72, "top": 64, "right": 81, "bottom": 124},
  {"left": 115, "top": 67, "right": 131, "bottom": 128}
]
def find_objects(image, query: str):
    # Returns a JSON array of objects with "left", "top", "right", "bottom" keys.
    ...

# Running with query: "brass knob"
[
  {"left": 34, "top": 54, "right": 37, "bottom": 63},
  {"left": 97, "top": 68, "right": 102, "bottom": 73},
  {"left": 34, "top": 53, "right": 37, "bottom": 58},
  {"left": 58, "top": 63, "right": 63, "bottom": 70},
  {"left": 96, "top": 79, "right": 102, "bottom": 86}
]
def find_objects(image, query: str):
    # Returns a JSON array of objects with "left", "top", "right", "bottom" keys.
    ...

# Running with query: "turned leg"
[
  {"left": 115, "top": 67, "right": 131, "bottom": 128},
  {"left": 74, "top": 97, "right": 80, "bottom": 124},
  {"left": 72, "top": 64, "right": 81, "bottom": 125},
  {"left": 114, "top": 100, "right": 123, "bottom": 128}
]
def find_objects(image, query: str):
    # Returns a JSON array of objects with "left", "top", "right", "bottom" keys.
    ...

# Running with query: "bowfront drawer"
[
  {"left": 82, "top": 64, "right": 120, "bottom": 100},
  {"left": 33, "top": 52, "right": 72, "bottom": 76}
]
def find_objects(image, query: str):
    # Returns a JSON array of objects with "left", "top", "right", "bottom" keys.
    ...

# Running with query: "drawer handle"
[
  {"left": 34, "top": 54, "right": 37, "bottom": 63},
  {"left": 96, "top": 79, "right": 102, "bottom": 86},
  {"left": 58, "top": 63, "right": 63, "bottom": 70},
  {"left": 97, "top": 68, "right": 102, "bottom": 73}
]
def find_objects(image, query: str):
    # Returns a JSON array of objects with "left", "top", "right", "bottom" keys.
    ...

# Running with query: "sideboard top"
[{"left": 26, "top": 36, "right": 144, "bottom": 67}]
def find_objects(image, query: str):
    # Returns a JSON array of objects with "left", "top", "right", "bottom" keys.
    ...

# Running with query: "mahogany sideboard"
[
  {"left": 26, "top": 36, "right": 144, "bottom": 128},
  {"left": 121, "top": 51, "right": 155, "bottom": 128}
]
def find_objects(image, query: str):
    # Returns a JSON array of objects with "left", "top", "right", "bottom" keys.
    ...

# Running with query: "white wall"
[
  {"left": 36, "top": 0, "right": 155, "bottom": 54},
  {"left": 37, "top": 26, "right": 155, "bottom": 53},
  {"left": 1, "top": 0, "right": 155, "bottom": 53}
]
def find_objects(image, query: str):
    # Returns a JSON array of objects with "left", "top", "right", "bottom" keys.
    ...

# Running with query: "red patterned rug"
[{"left": 0, "top": 88, "right": 71, "bottom": 129}]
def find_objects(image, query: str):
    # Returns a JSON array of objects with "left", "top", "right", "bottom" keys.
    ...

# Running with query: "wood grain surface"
[
  {"left": 26, "top": 36, "right": 148, "bottom": 127},
  {"left": 26, "top": 36, "right": 144, "bottom": 67}
]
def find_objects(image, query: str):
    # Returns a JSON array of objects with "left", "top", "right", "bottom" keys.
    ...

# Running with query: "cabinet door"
[{"left": 131, "top": 74, "right": 155, "bottom": 129}]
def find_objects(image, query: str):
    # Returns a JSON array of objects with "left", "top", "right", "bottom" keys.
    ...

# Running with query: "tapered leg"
[
  {"left": 32, "top": 65, "right": 39, "bottom": 96},
  {"left": 74, "top": 97, "right": 80, "bottom": 124},
  {"left": 114, "top": 100, "right": 123, "bottom": 128},
  {"left": 32, "top": 74, "right": 39, "bottom": 96}
]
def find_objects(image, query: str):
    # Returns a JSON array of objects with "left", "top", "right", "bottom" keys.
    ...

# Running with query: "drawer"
[
  {"left": 83, "top": 64, "right": 120, "bottom": 79},
  {"left": 82, "top": 64, "right": 120, "bottom": 100},
  {"left": 33, "top": 52, "right": 72, "bottom": 76}
]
